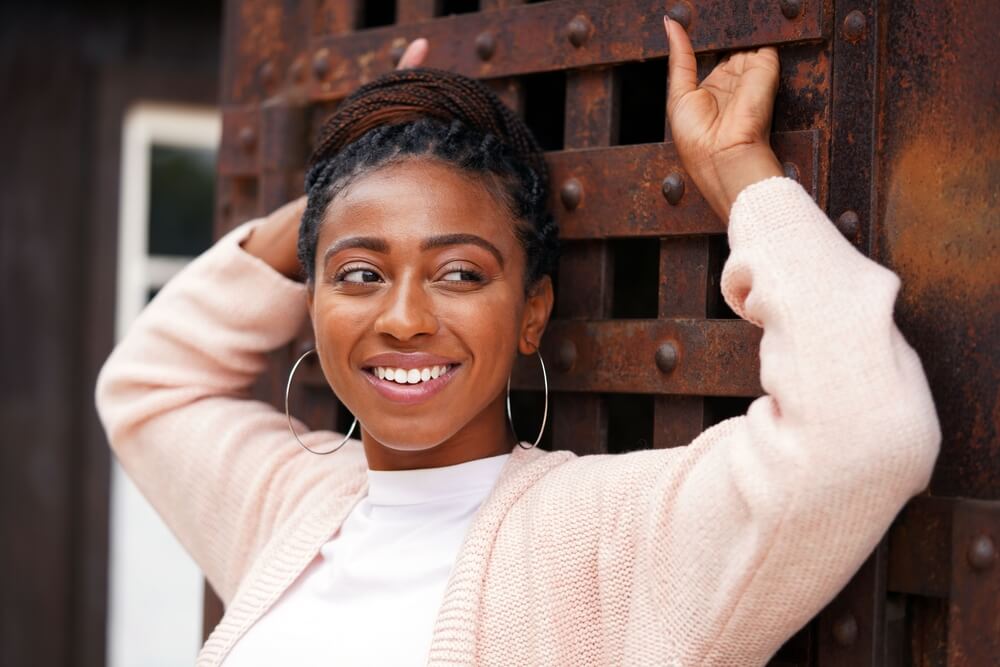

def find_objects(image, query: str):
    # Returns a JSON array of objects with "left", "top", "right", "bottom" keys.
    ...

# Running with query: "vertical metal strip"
[
  {"left": 654, "top": 236, "right": 708, "bottom": 449},
  {"left": 549, "top": 68, "right": 618, "bottom": 456},
  {"left": 816, "top": 1, "right": 885, "bottom": 664}
]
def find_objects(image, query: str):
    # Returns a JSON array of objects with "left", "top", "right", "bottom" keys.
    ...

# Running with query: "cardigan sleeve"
[
  {"left": 617, "top": 177, "right": 940, "bottom": 663},
  {"left": 94, "top": 218, "right": 364, "bottom": 605}
]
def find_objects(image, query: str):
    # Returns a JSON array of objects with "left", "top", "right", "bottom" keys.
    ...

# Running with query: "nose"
[{"left": 373, "top": 274, "right": 439, "bottom": 341}]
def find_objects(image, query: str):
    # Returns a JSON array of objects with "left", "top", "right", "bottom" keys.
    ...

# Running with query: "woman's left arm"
[{"left": 626, "top": 19, "right": 942, "bottom": 662}]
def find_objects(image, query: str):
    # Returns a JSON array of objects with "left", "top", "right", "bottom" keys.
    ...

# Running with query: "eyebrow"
[{"left": 323, "top": 233, "right": 505, "bottom": 268}]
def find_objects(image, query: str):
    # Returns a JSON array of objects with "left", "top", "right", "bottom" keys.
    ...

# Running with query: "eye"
[
  {"left": 336, "top": 265, "right": 383, "bottom": 284},
  {"left": 440, "top": 268, "right": 485, "bottom": 283}
]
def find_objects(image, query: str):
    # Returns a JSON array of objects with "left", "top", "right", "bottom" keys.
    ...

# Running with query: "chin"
[{"left": 358, "top": 418, "right": 460, "bottom": 451}]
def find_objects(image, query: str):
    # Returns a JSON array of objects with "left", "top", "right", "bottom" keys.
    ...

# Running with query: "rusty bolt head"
[
  {"left": 667, "top": 2, "right": 693, "bottom": 29},
  {"left": 782, "top": 161, "right": 801, "bottom": 182},
  {"left": 475, "top": 31, "right": 496, "bottom": 61},
  {"left": 968, "top": 535, "right": 997, "bottom": 571},
  {"left": 560, "top": 178, "right": 583, "bottom": 210},
  {"left": 832, "top": 614, "right": 858, "bottom": 646},
  {"left": 312, "top": 48, "right": 330, "bottom": 79},
  {"left": 662, "top": 172, "right": 685, "bottom": 205},
  {"left": 842, "top": 10, "right": 867, "bottom": 42},
  {"left": 288, "top": 57, "right": 306, "bottom": 84},
  {"left": 238, "top": 126, "right": 256, "bottom": 152},
  {"left": 259, "top": 61, "right": 277, "bottom": 90},
  {"left": 836, "top": 210, "right": 861, "bottom": 239},
  {"left": 567, "top": 15, "right": 591, "bottom": 48},
  {"left": 655, "top": 342, "right": 678, "bottom": 374},
  {"left": 556, "top": 339, "right": 578, "bottom": 372},
  {"left": 779, "top": 0, "right": 803, "bottom": 20}
]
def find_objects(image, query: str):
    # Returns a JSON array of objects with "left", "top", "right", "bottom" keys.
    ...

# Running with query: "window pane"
[{"left": 147, "top": 145, "right": 215, "bottom": 256}]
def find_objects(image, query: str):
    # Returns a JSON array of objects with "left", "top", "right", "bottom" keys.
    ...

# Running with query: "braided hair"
[{"left": 299, "top": 67, "right": 559, "bottom": 292}]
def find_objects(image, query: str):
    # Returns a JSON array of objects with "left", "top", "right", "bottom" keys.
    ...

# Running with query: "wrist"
[{"left": 709, "top": 145, "right": 784, "bottom": 224}]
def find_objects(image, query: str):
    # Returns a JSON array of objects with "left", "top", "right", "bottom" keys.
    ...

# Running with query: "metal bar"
[
  {"left": 947, "top": 498, "right": 1000, "bottom": 665},
  {"left": 548, "top": 68, "right": 617, "bottom": 456},
  {"left": 306, "top": 0, "right": 826, "bottom": 99},
  {"left": 816, "top": 2, "right": 885, "bottom": 664},
  {"left": 654, "top": 235, "right": 709, "bottom": 448},
  {"left": 548, "top": 130, "right": 819, "bottom": 239},
  {"left": 509, "top": 319, "right": 763, "bottom": 396},
  {"left": 886, "top": 495, "right": 952, "bottom": 599}
]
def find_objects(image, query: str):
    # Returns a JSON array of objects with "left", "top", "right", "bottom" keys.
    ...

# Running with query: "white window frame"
[{"left": 110, "top": 102, "right": 220, "bottom": 667}]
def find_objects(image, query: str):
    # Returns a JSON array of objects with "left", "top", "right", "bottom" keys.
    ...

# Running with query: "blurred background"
[{"left": 2, "top": 1, "right": 223, "bottom": 665}]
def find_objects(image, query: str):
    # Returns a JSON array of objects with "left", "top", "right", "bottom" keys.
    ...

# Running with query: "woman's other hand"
[
  {"left": 241, "top": 38, "right": 430, "bottom": 280},
  {"left": 663, "top": 17, "right": 784, "bottom": 224}
]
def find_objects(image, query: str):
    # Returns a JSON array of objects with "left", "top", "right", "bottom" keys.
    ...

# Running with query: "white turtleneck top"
[{"left": 222, "top": 451, "right": 512, "bottom": 666}]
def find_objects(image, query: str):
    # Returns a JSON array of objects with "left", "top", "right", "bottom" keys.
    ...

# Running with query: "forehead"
[{"left": 319, "top": 158, "right": 517, "bottom": 245}]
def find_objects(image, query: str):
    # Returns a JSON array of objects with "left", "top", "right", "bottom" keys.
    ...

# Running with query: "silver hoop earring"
[
  {"left": 285, "top": 348, "right": 358, "bottom": 455},
  {"left": 506, "top": 349, "right": 549, "bottom": 450}
]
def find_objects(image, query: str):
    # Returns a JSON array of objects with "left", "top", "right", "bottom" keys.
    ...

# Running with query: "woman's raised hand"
[
  {"left": 242, "top": 38, "right": 430, "bottom": 280},
  {"left": 664, "top": 17, "right": 785, "bottom": 224}
]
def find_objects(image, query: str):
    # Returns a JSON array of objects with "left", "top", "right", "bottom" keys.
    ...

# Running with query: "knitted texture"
[{"left": 94, "top": 177, "right": 940, "bottom": 666}]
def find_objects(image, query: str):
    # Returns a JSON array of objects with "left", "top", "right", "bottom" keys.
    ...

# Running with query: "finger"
[
  {"left": 396, "top": 38, "right": 429, "bottom": 70},
  {"left": 664, "top": 16, "right": 699, "bottom": 113}
]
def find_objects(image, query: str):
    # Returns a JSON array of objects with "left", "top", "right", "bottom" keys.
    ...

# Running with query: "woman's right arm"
[{"left": 95, "top": 202, "right": 363, "bottom": 605}]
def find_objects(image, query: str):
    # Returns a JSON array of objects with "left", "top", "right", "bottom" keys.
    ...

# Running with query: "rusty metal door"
[{"left": 211, "top": 1, "right": 999, "bottom": 664}]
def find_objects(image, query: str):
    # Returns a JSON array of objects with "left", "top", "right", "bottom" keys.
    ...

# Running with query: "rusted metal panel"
[
  {"left": 510, "top": 319, "right": 763, "bottom": 396},
  {"left": 875, "top": 0, "right": 999, "bottom": 501},
  {"left": 550, "top": 129, "right": 821, "bottom": 239},
  {"left": 306, "top": 0, "right": 826, "bottom": 99}
]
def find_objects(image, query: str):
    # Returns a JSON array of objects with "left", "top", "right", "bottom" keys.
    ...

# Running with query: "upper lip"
[{"left": 361, "top": 352, "right": 461, "bottom": 370}]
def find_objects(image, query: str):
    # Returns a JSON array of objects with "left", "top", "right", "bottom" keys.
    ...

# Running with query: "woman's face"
[{"left": 307, "top": 157, "right": 553, "bottom": 467}]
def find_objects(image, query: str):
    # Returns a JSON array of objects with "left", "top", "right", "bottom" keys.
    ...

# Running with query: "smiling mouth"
[
  {"left": 368, "top": 364, "right": 456, "bottom": 385},
  {"left": 361, "top": 363, "right": 461, "bottom": 404}
]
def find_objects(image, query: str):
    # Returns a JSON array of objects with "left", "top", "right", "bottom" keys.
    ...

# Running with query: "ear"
[{"left": 518, "top": 275, "right": 554, "bottom": 355}]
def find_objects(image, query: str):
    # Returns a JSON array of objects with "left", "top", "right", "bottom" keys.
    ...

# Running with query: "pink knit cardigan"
[{"left": 95, "top": 177, "right": 940, "bottom": 666}]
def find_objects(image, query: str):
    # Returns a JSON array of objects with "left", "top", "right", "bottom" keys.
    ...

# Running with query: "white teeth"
[{"left": 372, "top": 365, "right": 451, "bottom": 384}]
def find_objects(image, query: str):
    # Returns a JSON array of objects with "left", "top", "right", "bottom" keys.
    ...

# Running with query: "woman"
[{"left": 95, "top": 17, "right": 940, "bottom": 666}]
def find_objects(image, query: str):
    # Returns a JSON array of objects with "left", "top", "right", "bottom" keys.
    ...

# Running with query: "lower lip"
[{"left": 361, "top": 366, "right": 459, "bottom": 405}]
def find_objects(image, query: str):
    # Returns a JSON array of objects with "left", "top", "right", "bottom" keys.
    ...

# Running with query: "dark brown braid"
[{"left": 299, "top": 67, "right": 558, "bottom": 291}]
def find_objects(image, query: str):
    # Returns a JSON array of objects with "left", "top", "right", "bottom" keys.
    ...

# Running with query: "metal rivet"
[
  {"left": 836, "top": 210, "right": 860, "bottom": 239},
  {"left": 842, "top": 10, "right": 866, "bottom": 42},
  {"left": 560, "top": 178, "right": 582, "bottom": 210},
  {"left": 312, "top": 48, "right": 330, "bottom": 79},
  {"left": 667, "top": 2, "right": 693, "bottom": 29},
  {"left": 238, "top": 126, "right": 256, "bottom": 152},
  {"left": 832, "top": 613, "right": 858, "bottom": 646},
  {"left": 390, "top": 42, "right": 406, "bottom": 66},
  {"left": 968, "top": 535, "right": 997, "bottom": 571},
  {"left": 779, "top": 0, "right": 803, "bottom": 20},
  {"left": 556, "top": 339, "right": 577, "bottom": 372},
  {"left": 288, "top": 57, "right": 306, "bottom": 84},
  {"left": 259, "top": 61, "right": 276, "bottom": 90},
  {"left": 567, "top": 15, "right": 591, "bottom": 48},
  {"left": 662, "top": 172, "right": 685, "bottom": 205},
  {"left": 783, "top": 161, "right": 801, "bottom": 182},
  {"left": 475, "top": 31, "right": 496, "bottom": 61},
  {"left": 655, "top": 343, "right": 678, "bottom": 373}
]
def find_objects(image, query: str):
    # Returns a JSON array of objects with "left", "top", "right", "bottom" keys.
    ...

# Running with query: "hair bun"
[{"left": 309, "top": 67, "right": 547, "bottom": 182}]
